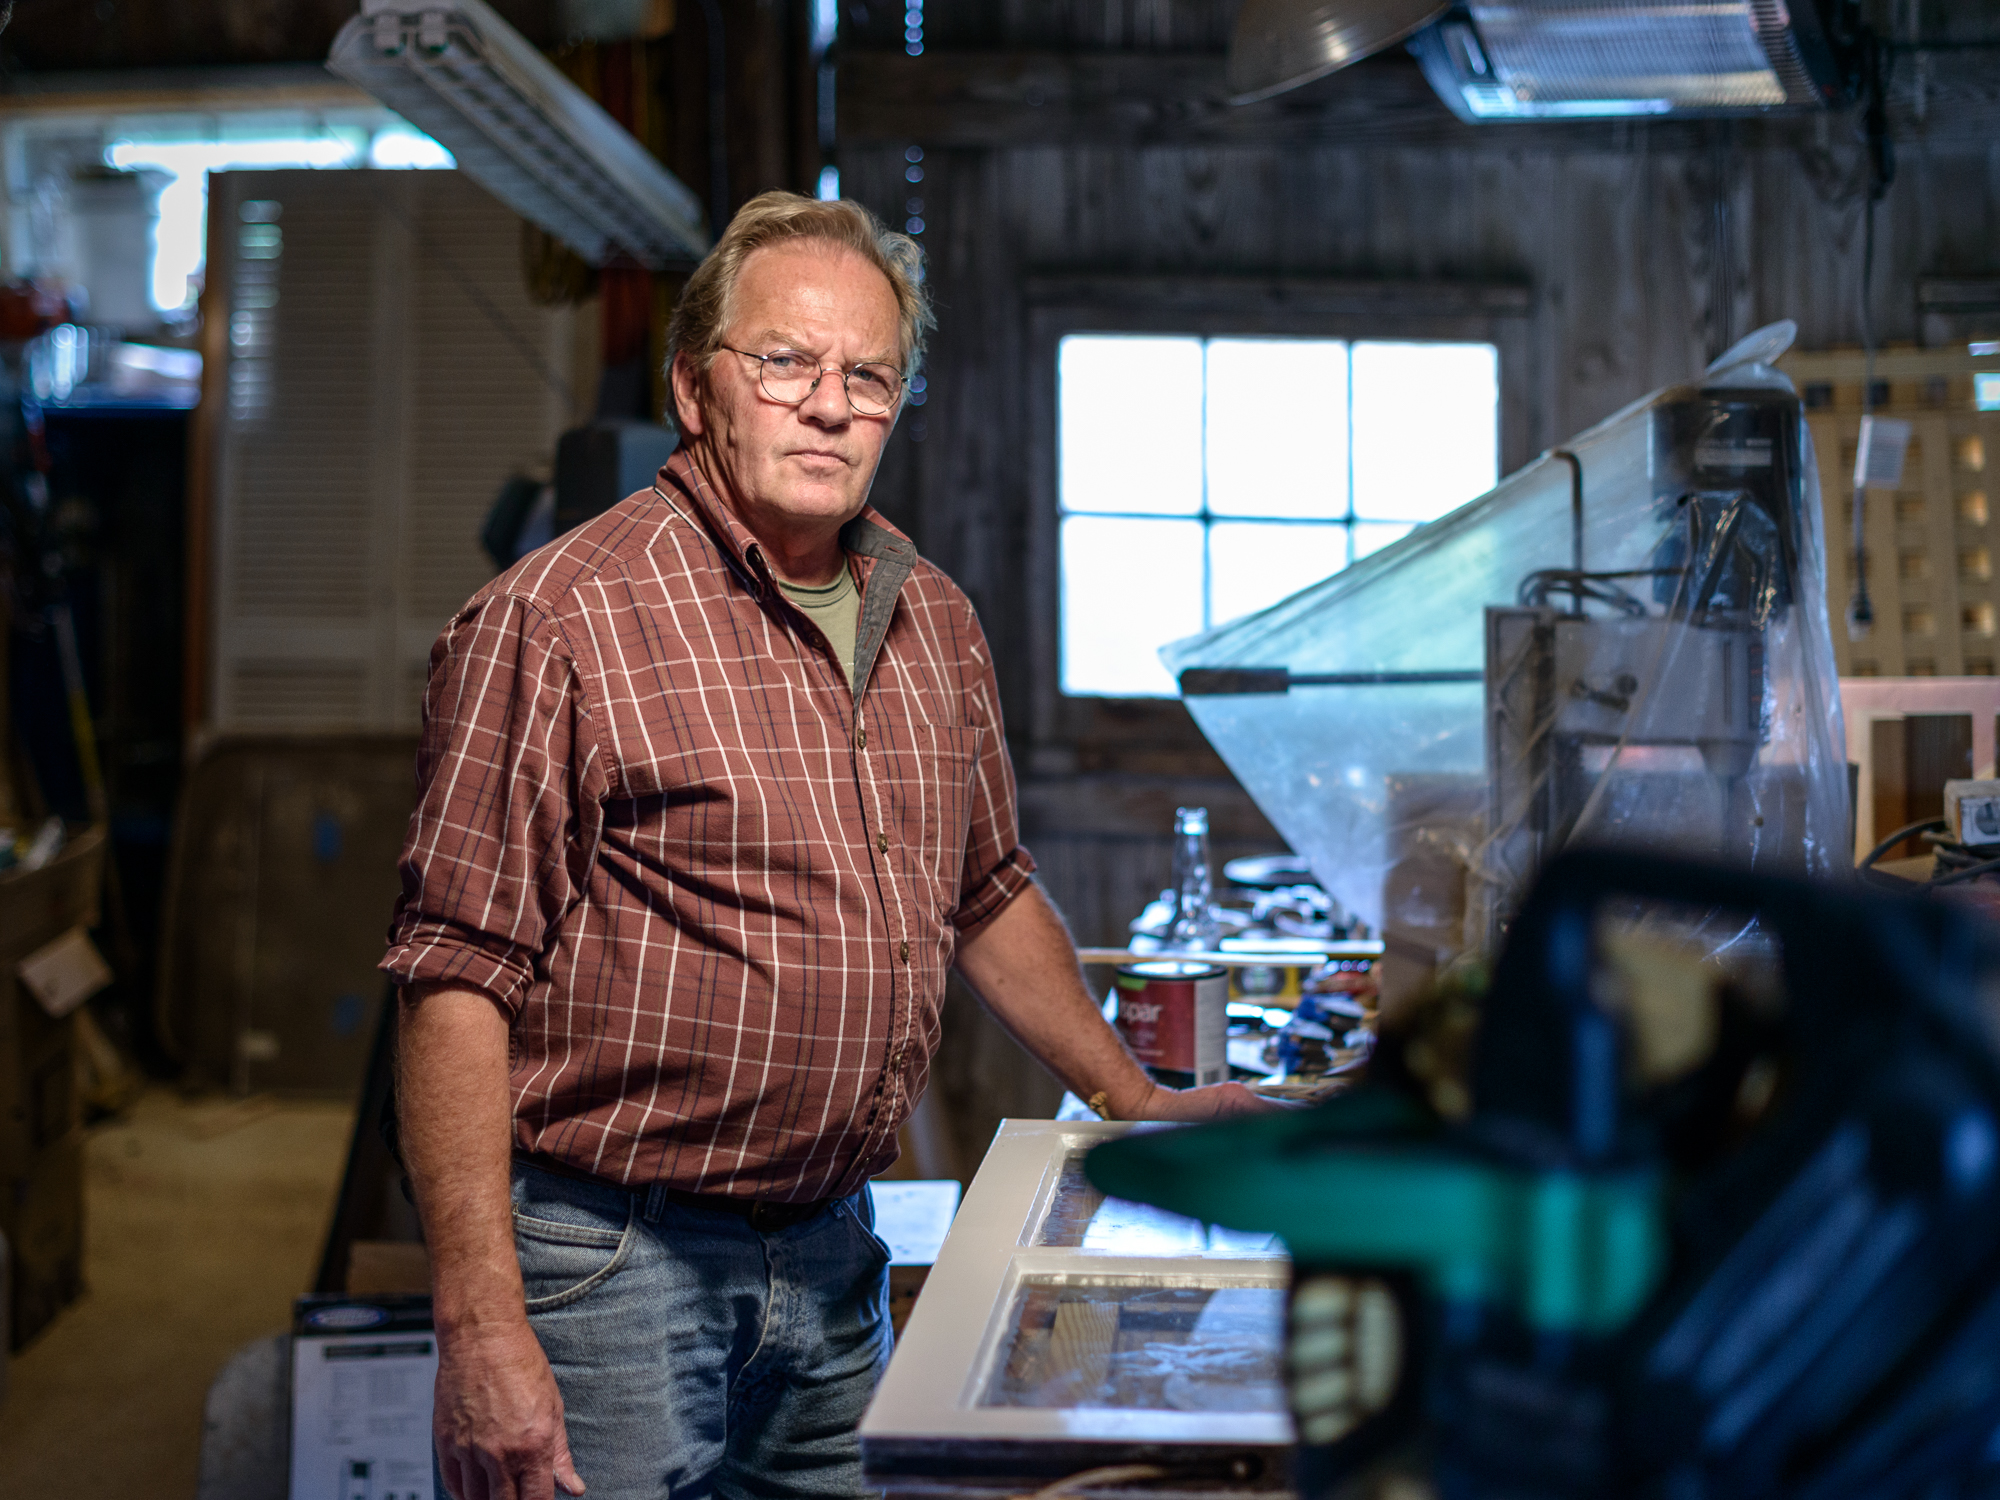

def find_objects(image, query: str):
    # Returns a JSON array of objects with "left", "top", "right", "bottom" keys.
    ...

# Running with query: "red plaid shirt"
[{"left": 382, "top": 450, "right": 1036, "bottom": 1200}]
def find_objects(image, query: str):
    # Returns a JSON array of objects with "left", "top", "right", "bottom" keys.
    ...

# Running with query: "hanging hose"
[{"left": 1847, "top": 30, "right": 1895, "bottom": 641}]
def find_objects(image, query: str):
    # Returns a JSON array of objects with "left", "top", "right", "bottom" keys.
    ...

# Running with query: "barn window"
[{"left": 1057, "top": 333, "right": 1499, "bottom": 698}]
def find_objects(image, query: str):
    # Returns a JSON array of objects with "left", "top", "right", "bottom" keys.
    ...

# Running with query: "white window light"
[
  {"left": 1058, "top": 333, "right": 1498, "bottom": 698},
  {"left": 328, "top": 0, "right": 709, "bottom": 268},
  {"left": 810, "top": 0, "right": 840, "bottom": 56},
  {"left": 108, "top": 121, "right": 452, "bottom": 314}
]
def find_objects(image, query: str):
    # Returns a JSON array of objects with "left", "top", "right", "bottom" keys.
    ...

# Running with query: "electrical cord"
[
  {"left": 1856, "top": 819, "right": 2000, "bottom": 892},
  {"left": 1932, "top": 853, "right": 2000, "bottom": 887},
  {"left": 1859, "top": 818, "right": 1947, "bottom": 871},
  {"left": 1009, "top": 1466, "right": 1170, "bottom": 1500}
]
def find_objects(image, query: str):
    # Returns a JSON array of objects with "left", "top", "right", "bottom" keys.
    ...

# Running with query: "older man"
[{"left": 384, "top": 193, "right": 1265, "bottom": 1500}]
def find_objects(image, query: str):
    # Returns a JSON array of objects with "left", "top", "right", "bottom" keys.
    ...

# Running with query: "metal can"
[{"left": 1114, "top": 960, "right": 1229, "bottom": 1087}]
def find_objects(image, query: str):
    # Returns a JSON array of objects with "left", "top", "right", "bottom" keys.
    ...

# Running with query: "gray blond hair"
[{"left": 666, "top": 191, "right": 932, "bottom": 385}]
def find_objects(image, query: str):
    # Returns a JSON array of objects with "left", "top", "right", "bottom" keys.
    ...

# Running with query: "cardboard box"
[
  {"left": 18, "top": 927, "right": 112, "bottom": 1019},
  {"left": 1947, "top": 779, "right": 2000, "bottom": 846},
  {"left": 3, "top": 1130, "right": 83, "bottom": 1350},
  {"left": 0, "top": 828, "right": 102, "bottom": 1179}
]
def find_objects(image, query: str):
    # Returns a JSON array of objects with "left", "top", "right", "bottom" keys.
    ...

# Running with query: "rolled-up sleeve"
[
  {"left": 950, "top": 597, "right": 1037, "bottom": 939},
  {"left": 381, "top": 591, "right": 604, "bottom": 1015}
]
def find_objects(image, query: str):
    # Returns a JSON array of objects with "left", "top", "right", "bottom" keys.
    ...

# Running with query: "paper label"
[
  {"left": 869, "top": 1180, "right": 962, "bottom": 1265},
  {"left": 17, "top": 926, "right": 112, "bottom": 1019},
  {"left": 1959, "top": 795, "right": 2000, "bottom": 846},
  {"left": 291, "top": 1313, "right": 439, "bottom": 1500},
  {"left": 1854, "top": 414, "right": 1913, "bottom": 490},
  {"left": 1695, "top": 438, "right": 1773, "bottom": 469},
  {"left": 1117, "top": 973, "right": 1229, "bottom": 1085}
]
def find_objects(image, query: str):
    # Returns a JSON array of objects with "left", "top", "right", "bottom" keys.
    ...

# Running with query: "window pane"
[
  {"left": 1208, "top": 521, "right": 1350, "bottom": 626},
  {"left": 1350, "top": 342, "right": 1498, "bottom": 522},
  {"left": 1204, "top": 338, "right": 1349, "bottom": 519},
  {"left": 1061, "top": 515, "right": 1204, "bottom": 696},
  {"left": 1353, "top": 521, "right": 1417, "bottom": 562},
  {"left": 981, "top": 1281, "right": 1287, "bottom": 1411},
  {"left": 1060, "top": 335, "right": 1204, "bottom": 516}
]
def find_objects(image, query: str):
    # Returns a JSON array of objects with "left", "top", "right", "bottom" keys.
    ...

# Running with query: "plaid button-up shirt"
[{"left": 382, "top": 450, "right": 1036, "bottom": 1200}]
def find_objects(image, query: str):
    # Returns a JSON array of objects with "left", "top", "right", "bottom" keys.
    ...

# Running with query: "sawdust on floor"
[{"left": 0, "top": 1086, "right": 355, "bottom": 1497}]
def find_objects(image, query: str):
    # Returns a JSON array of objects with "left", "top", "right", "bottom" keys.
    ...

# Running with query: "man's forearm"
[
  {"left": 399, "top": 983, "right": 584, "bottom": 1498},
  {"left": 398, "top": 981, "right": 525, "bottom": 1333},
  {"left": 951, "top": 884, "right": 1166, "bottom": 1119}
]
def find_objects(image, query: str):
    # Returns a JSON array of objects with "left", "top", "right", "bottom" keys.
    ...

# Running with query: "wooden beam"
[
  {"left": 1020, "top": 274, "right": 1532, "bottom": 321},
  {"left": 0, "top": 63, "right": 370, "bottom": 115},
  {"left": 837, "top": 48, "right": 2000, "bottom": 151},
  {"left": 839, "top": 50, "right": 1479, "bottom": 149},
  {"left": 1780, "top": 347, "right": 2000, "bottom": 381}
]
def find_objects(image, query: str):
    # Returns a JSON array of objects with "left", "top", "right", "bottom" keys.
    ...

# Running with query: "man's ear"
[{"left": 669, "top": 351, "right": 707, "bottom": 437}]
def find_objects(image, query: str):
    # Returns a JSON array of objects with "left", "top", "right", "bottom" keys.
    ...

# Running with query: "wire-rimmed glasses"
[{"left": 721, "top": 345, "right": 904, "bottom": 415}]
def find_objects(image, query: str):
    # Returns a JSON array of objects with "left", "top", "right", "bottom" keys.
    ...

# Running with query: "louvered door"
[{"left": 205, "top": 168, "right": 577, "bottom": 733}]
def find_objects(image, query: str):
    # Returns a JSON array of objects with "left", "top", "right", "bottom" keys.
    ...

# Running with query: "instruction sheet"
[{"left": 290, "top": 1296, "right": 438, "bottom": 1500}]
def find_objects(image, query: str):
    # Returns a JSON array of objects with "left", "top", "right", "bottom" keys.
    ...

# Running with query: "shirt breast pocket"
[{"left": 914, "top": 722, "right": 982, "bottom": 914}]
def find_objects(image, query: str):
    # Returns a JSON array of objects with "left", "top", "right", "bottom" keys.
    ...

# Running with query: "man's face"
[{"left": 673, "top": 240, "right": 902, "bottom": 552}]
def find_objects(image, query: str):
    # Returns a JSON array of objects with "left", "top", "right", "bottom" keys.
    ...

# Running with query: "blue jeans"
[{"left": 508, "top": 1160, "right": 893, "bottom": 1500}]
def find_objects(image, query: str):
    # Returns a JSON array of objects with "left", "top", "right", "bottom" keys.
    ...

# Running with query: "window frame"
[
  {"left": 859, "top": 1119, "right": 1294, "bottom": 1474},
  {"left": 1023, "top": 276, "right": 1535, "bottom": 765}
]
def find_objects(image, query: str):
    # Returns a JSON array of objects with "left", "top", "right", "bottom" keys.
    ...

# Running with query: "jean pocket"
[
  {"left": 514, "top": 1201, "right": 635, "bottom": 1311},
  {"left": 839, "top": 1196, "right": 894, "bottom": 1268}
]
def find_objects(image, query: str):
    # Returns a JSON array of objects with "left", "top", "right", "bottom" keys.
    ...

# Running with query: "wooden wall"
[{"left": 833, "top": 7, "right": 2000, "bottom": 958}]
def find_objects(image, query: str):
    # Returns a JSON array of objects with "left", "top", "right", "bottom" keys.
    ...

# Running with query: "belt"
[{"left": 514, "top": 1150, "right": 835, "bottom": 1233}]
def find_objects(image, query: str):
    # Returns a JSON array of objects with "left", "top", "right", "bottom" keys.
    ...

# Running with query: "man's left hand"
[{"left": 957, "top": 887, "right": 1315, "bottom": 1127}]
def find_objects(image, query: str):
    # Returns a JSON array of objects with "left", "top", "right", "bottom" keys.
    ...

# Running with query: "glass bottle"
[{"left": 1166, "top": 805, "right": 1217, "bottom": 950}]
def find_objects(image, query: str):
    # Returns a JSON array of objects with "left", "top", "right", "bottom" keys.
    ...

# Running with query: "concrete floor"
[{"left": 0, "top": 1088, "right": 356, "bottom": 1497}]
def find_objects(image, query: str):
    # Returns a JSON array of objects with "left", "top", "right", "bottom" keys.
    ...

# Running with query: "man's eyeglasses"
[{"left": 721, "top": 346, "right": 904, "bottom": 416}]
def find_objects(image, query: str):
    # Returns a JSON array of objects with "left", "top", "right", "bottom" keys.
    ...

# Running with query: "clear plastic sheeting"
[{"left": 1162, "top": 322, "right": 1847, "bottom": 1003}]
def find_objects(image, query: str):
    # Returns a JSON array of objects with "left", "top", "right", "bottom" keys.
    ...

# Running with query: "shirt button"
[
  {"left": 876, "top": 832, "right": 889, "bottom": 853},
  {"left": 899, "top": 940, "right": 910, "bottom": 964},
  {"left": 855, "top": 724, "right": 868, "bottom": 750}
]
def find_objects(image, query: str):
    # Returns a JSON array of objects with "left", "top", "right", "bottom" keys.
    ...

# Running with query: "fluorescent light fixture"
[{"left": 328, "top": 0, "right": 708, "bottom": 267}]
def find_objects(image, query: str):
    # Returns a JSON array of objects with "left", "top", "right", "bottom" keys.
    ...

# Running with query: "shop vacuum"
[{"left": 1089, "top": 849, "right": 2000, "bottom": 1499}]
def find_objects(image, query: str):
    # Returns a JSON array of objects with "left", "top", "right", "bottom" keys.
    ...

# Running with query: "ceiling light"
[{"left": 328, "top": 0, "right": 708, "bottom": 267}]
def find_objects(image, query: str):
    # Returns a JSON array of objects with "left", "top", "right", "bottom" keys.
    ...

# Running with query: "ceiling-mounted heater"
[
  {"left": 328, "top": 0, "right": 709, "bottom": 267},
  {"left": 1407, "top": 0, "right": 1859, "bottom": 119},
  {"left": 1230, "top": 0, "right": 1860, "bottom": 119}
]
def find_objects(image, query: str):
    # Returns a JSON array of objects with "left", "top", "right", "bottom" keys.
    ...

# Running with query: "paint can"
[{"left": 1114, "top": 960, "right": 1229, "bottom": 1088}]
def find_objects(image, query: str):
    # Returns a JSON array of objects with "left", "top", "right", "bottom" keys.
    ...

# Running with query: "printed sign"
[{"left": 291, "top": 1297, "right": 438, "bottom": 1500}]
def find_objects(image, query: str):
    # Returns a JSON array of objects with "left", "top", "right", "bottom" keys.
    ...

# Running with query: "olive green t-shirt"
[{"left": 778, "top": 566, "right": 861, "bottom": 687}]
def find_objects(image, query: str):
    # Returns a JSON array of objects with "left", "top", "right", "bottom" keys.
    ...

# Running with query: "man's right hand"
[
  {"left": 434, "top": 1318, "right": 586, "bottom": 1500},
  {"left": 401, "top": 982, "right": 586, "bottom": 1500}
]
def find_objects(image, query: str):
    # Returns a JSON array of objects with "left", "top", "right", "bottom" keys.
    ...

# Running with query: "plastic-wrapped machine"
[{"left": 1162, "top": 322, "right": 1848, "bottom": 1007}]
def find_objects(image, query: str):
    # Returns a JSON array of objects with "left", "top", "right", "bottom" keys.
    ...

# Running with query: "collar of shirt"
[{"left": 656, "top": 449, "right": 918, "bottom": 698}]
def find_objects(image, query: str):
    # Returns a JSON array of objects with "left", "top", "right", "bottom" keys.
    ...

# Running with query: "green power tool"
[{"left": 1087, "top": 848, "right": 2000, "bottom": 1499}]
